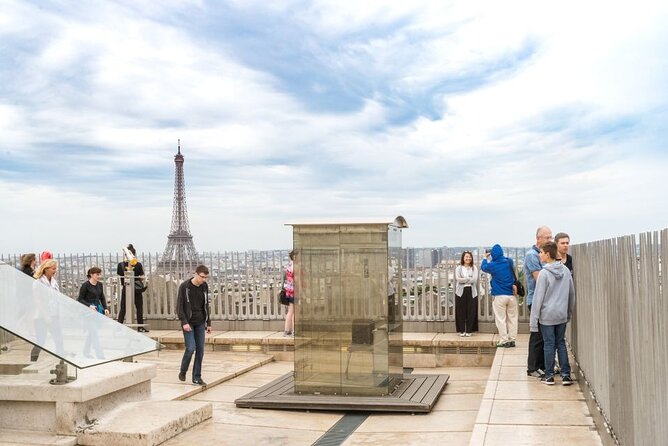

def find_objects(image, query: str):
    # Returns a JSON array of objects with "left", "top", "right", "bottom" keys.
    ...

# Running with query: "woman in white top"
[
  {"left": 34, "top": 259, "right": 59, "bottom": 291},
  {"left": 30, "top": 259, "right": 63, "bottom": 361},
  {"left": 455, "top": 251, "right": 479, "bottom": 337}
]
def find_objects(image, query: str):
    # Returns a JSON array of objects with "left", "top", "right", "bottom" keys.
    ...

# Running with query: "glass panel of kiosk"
[{"left": 292, "top": 219, "right": 405, "bottom": 396}]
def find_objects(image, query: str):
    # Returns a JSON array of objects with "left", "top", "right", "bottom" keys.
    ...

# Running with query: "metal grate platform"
[{"left": 234, "top": 373, "right": 448, "bottom": 413}]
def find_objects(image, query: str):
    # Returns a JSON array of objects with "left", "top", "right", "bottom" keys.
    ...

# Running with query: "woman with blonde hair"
[
  {"left": 34, "top": 259, "right": 59, "bottom": 290},
  {"left": 30, "top": 259, "right": 62, "bottom": 361}
]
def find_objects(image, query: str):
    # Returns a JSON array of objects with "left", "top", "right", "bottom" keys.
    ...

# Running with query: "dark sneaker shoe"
[
  {"left": 138, "top": 327, "right": 150, "bottom": 333},
  {"left": 192, "top": 378, "right": 207, "bottom": 386},
  {"left": 178, "top": 371, "right": 186, "bottom": 382},
  {"left": 527, "top": 370, "right": 545, "bottom": 378},
  {"left": 496, "top": 341, "right": 508, "bottom": 347},
  {"left": 541, "top": 376, "right": 555, "bottom": 385},
  {"left": 505, "top": 341, "right": 516, "bottom": 348},
  {"left": 562, "top": 376, "right": 573, "bottom": 386}
]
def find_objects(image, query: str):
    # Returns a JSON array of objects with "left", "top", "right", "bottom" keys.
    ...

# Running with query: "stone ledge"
[
  {"left": 146, "top": 330, "right": 499, "bottom": 348},
  {"left": 76, "top": 400, "right": 212, "bottom": 446},
  {"left": 212, "top": 331, "right": 276, "bottom": 344},
  {"left": 0, "top": 362, "right": 156, "bottom": 402},
  {"left": 433, "top": 333, "right": 497, "bottom": 348}
]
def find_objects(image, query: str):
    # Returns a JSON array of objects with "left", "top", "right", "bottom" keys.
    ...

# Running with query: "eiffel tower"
[{"left": 157, "top": 140, "right": 200, "bottom": 276}]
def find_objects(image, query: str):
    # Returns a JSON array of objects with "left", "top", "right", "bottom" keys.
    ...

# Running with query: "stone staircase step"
[
  {"left": 0, "top": 429, "right": 76, "bottom": 446},
  {"left": 76, "top": 400, "right": 212, "bottom": 446}
]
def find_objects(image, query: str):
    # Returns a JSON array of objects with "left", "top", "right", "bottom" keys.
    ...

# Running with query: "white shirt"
[
  {"left": 39, "top": 275, "right": 59, "bottom": 292},
  {"left": 455, "top": 265, "right": 479, "bottom": 298}
]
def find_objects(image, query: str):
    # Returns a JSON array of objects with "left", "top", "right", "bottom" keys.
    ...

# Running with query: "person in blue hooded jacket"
[{"left": 481, "top": 244, "right": 518, "bottom": 347}]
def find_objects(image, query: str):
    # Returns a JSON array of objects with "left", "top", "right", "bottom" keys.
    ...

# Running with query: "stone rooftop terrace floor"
[
  {"left": 1, "top": 332, "right": 603, "bottom": 445},
  {"left": 142, "top": 333, "right": 601, "bottom": 446}
]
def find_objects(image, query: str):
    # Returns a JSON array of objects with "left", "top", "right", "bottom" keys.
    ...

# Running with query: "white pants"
[{"left": 492, "top": 294, "right": 518, "bottom": 342}]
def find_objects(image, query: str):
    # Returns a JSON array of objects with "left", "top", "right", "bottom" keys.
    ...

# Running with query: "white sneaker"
[
  {"left": 459, "top": 333, "right": 465, "bottom": 337},
  {"left": 465, "top": 333, "right": 472, "bottom": 337}
]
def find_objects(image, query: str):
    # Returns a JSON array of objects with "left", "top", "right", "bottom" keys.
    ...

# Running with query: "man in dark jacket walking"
[{"left": 177, "top": 265, "right": 211, "bottom": 386}]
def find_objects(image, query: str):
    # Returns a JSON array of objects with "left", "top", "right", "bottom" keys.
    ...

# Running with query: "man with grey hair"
[{"left": 524, "top": 226, "right": 553, "bottom": 377}]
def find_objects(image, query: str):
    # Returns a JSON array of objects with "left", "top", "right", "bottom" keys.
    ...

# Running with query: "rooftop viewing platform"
[
  {"left": 2, "top": 4, "right": 667, "bottom": 445},
  {"left": 2, "top": 226, "right": 666, "bottom": 445}
]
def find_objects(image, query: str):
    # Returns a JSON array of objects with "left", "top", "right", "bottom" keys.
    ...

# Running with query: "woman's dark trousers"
[{"left": 455, "top": 287, "right": 478, "bottom": 333}]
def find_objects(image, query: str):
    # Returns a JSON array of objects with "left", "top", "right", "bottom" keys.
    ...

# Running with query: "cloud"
[{"left": 0, "top": 0, "right": 667, "bottom": 253}]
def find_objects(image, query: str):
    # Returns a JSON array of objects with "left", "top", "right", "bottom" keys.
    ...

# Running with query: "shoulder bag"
[
  {"left": 279, "top": 270, "right": 289, "bottom": 305},
  {"left": 507, "top": 261, "right": 525, "bottom": 297}
]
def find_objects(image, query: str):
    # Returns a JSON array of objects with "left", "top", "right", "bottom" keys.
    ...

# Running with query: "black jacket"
[
  {"left": 78, "top": 280, "right": 108, "bottom": 310},
  {"left": 117, "top": 261, "right": 145, "bottom": 295},
  {"left": 176, "top": 278, "right": 211, "bottom": 327},
  {"left": 21, "top": 266, "right": 35, "bottom": 277}
]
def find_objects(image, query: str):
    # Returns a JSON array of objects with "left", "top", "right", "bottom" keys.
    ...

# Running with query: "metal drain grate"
[
  {"left": 438, "top": 346, "right": 459, "bottom": 354},
  {"left": 312, "top": 413, "right": 369, "bottom": 446},
  {"left": 459, "top": 347, "right": 480, "bottom": 355}
]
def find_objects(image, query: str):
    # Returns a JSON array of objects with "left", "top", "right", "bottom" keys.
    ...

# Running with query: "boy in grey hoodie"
[{"left": 529, "top": 241, "right": 575, "bottom": 385}]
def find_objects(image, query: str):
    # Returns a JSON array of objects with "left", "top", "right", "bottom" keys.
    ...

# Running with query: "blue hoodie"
[{"left": 480, "top": 244, "right": 515, "bottom": 296}]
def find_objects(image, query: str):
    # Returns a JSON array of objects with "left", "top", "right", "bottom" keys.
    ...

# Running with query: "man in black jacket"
[{"left": 177, "top": 265, "right": 211, "bottom": 386}]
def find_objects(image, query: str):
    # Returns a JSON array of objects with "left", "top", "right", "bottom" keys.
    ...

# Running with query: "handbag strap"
[{"left": 507, "top": 260, "right": 517, "bottom": 281}]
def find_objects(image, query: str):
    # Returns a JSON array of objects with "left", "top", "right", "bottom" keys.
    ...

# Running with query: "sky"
[{"left": 1, "top": 0, "right": 667, "bottom": 254}]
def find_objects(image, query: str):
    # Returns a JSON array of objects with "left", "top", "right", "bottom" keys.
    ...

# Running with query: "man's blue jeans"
[
  {"left": 540, "top": 322, "right": 571, "bottom": 379},
  {"left": 180, "top": 323, "right": 206, "bottom": 380}
]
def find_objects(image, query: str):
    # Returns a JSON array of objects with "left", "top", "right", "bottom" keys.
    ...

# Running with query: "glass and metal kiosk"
[
  {"left": 236, "top": 215, "right": 447, "bottom": 412},
  {"left": 291, "top": 216, "right": 407, "bottom": 396}
]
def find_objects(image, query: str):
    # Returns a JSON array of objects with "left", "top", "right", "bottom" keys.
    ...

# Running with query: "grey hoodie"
[{"left": 529, "top": 261, "right": 575, "bottom": 331}]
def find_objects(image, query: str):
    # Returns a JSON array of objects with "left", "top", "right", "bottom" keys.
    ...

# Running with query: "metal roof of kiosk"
[{"left": 286, "top": 215, "right": 408, "bottom": 228}]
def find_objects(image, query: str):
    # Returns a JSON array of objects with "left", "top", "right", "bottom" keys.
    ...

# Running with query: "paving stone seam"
[{"left": 172, "top": 357, "right": 275, "bottom": 400}]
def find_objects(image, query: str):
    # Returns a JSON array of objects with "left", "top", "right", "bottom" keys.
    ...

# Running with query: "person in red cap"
[{"left": 40, "top": 251, "right": 53, "bottom": 262}]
